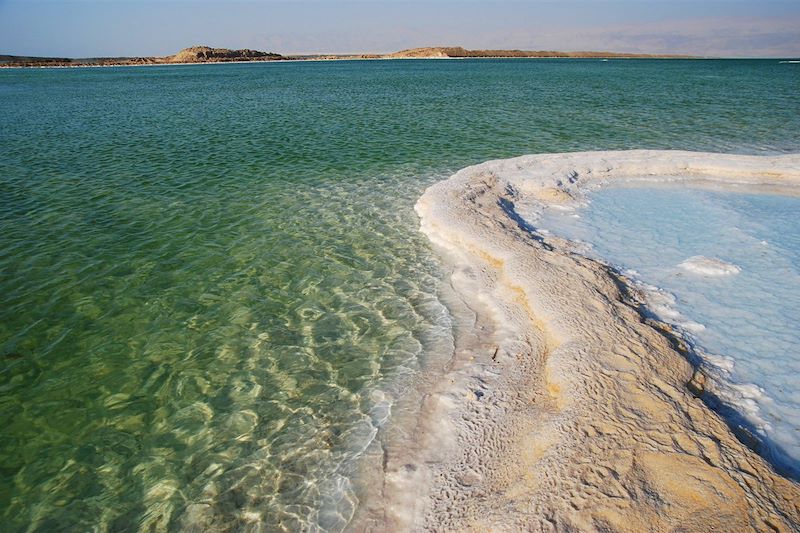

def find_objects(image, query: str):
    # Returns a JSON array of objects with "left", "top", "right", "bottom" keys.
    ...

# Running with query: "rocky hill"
[{"left": 168, "top": 46, "right": 282, "bottom": 63}]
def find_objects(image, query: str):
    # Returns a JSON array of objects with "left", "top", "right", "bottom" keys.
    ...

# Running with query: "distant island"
[{"left": 0, "top": 45, "right": 695, "bottom": 67}]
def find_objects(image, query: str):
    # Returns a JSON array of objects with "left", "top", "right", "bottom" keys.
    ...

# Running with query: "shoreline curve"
[{"left": 368, "top": 151, "right": 800, "bottom": 531}]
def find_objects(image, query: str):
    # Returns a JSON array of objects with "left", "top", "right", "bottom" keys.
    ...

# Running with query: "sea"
[{"left": 1, "top": 58, "right": 799, "bottom": 531}]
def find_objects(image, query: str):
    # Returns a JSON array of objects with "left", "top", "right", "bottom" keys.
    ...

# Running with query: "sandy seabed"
[{"left": 351, "top": 151, "right": 800, "bottom": 532}]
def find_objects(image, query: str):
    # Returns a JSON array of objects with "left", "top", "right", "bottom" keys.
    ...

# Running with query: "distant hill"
[
  {"left": 384, "top": 47, "right": 694, "bottom": 59},
  {"left": 0, "top": 45, "right": 695, "bottom": 67},
  {"left": 0, "top": 54, "right": 73, "bottom": 64}
]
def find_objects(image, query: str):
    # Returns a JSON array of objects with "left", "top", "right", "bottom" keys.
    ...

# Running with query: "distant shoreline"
[
  {"left": 0, "top": 57, "right": 700, "bottom": 70},
  {"left": 0, "top": 45, "right": 702, "bottom": 68},
  {"left": 5, "top": 56, "right": 797, "bottom": 71}
]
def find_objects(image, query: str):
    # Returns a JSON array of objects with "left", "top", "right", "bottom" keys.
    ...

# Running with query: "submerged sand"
[{"left": 355, "top": 151, "right": 800, "bottom": 531}]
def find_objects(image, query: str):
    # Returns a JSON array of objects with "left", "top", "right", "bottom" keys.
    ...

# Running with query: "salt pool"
[{"left": 537, "top": 185, "right": 800, "bottom": 478}]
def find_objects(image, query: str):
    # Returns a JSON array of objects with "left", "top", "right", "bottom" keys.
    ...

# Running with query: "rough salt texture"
[{"left": 358, "top": 151, "right": 800, "bottom": 532}]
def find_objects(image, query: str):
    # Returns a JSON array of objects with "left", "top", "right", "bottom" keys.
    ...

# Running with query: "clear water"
[
  {"left": 538, "top": 186, "right": 800, "bottom": 479},
  {"left": 1, "top": 59, "right": 799, "bottom": 531}
]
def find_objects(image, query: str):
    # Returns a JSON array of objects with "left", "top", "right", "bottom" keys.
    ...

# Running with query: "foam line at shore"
[{"left": 375, "top": 151, "right": 800, "bottom": 531}]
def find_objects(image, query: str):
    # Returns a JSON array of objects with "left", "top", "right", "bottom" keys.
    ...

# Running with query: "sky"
[{"left": 1, "top": 0, "right": 799, "bottom": 58}]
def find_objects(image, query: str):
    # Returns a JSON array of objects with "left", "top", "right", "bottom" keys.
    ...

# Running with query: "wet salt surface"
[{"left": 535, "top": 185, "right": 800, "bottom": 478}]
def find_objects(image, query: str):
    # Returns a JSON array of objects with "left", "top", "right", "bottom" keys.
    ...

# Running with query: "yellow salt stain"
[{"left": 475, "top": 248, "right": 505, "bottom": 268}]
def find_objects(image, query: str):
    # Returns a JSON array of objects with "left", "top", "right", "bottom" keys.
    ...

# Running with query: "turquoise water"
[
  {"left": 538, "top": 186, "right": 800, "bottom": 479},
  {"left": 1, "top": 59, "right": 799, "bottom": 531}
]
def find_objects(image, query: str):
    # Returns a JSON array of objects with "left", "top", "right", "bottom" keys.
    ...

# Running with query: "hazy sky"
[{"left": 1, "top": 1, "right": 799, "bottom": 58}]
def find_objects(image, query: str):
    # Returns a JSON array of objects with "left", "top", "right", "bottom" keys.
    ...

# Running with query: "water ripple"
[{"left": 1, "top": 59, "right": 798, "bottom": 531}]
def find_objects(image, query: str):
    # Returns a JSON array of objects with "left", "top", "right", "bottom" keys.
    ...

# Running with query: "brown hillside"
[{"left": 169, "top": 46, "right": 282, "bottom": 63}]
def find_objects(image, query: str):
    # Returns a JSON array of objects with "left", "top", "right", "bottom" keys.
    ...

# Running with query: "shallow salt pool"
[{"left": 536, "top": 184, "right": 800, "bottom": 478}]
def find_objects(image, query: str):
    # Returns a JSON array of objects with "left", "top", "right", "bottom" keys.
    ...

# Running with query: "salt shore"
[{"left": 356, "top": 151, "right": 800, "bottom": 531}]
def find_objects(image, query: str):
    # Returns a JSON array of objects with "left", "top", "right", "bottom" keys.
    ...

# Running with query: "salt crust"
[
  {"left": 355, "top": 151, "right": 800, "bottom": 532},
  {"left": 678, "top": 256, "right": 742, "bottom": 276}
]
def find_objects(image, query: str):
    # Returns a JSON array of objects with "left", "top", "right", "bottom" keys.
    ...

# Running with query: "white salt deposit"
[
  {"left": 678, "top": 256, "right": 742, "bottom": 276},
  {"left": 399, "top": 150, "right": 800, "bottom": 531}
]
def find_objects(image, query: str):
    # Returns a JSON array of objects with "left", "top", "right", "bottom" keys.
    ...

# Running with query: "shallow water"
[
  {"left": 538, "top": 185, "right": 800, "bottom": 478},
  {"left": 2, "top": 59, "right": 799, "bottom": 531}
]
